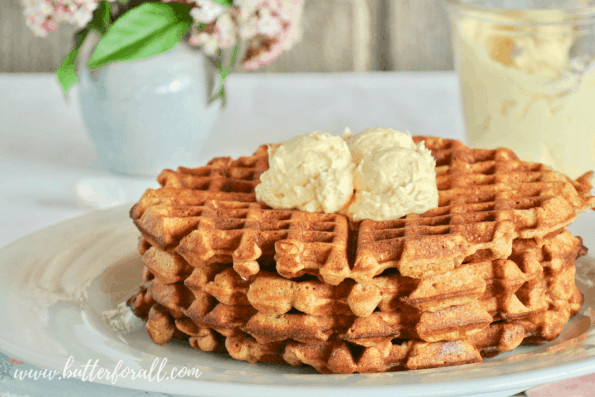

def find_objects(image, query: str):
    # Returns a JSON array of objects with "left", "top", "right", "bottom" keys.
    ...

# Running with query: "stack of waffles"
[{"left": 127, "top": 137, "right": 595, "bottom": 373}]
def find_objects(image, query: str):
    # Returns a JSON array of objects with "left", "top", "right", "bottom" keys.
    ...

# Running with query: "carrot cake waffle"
[{"left": 126, "top": 136, "right": 594, "bottom": 373}]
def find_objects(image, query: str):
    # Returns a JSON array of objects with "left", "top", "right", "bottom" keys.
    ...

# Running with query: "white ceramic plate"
[{"left": 1, "top": 207, "right": 595, "bottom": 397}]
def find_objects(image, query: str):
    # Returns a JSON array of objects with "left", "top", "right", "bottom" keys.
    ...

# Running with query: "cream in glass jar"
[{"left": 445, "top": 0, "right": 595, "bottom": 179}]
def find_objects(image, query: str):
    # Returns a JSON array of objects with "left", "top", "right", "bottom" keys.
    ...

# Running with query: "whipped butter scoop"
[
  {"left": 346, "top": 129, "right": 438, "bottom": 221},
  {"left": 254, "top": 131, "right": 354, "bottom": 213}
]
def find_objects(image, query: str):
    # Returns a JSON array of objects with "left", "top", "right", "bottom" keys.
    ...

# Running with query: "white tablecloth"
[{"left": 0, "top": 71, "right": 482, "bottom": 396}]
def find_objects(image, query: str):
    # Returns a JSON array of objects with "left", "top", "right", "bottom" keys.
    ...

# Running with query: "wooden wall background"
[{"left": 0, "top": 0, "right": 454, "bottom": 73}]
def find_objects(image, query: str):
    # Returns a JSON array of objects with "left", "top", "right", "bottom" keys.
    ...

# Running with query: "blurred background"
[{"left": 0, "top": 0, "right": 454, "bottom": 73}]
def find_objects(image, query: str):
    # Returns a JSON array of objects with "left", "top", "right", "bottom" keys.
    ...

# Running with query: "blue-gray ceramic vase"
[{"left": 78, "top": 36, "right": 221, "bottom": 176}]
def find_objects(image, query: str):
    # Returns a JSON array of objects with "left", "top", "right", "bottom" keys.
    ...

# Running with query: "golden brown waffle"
[
  {"left": 127, "top": 272, "right": 582, "bottom": 374},
  {"left": 128, "top": 285, "right": 581, "bottom": 373},
  {"left": 129, "top": 231, "right": 581, "bottom": 347},
  {"left": 132, "top": 145, "right": 268, "bottom": 218},
  {"left": 140, "top": 281, "right": 545, "bottom": 345},
  {"left": 132, "top": 200, "right": 350, "bottom": 282},
  {"left": 351, "top": 137, "right": 595, "bottom": 281},
  {"left": 139, "top": 229, "right": 582, "bottom": 319},
  {"left": 229, "top": 315, "right": 559, "bottom": 373},
  {"left": 130, "top": 138, "right": 595, "bottom": 285}
]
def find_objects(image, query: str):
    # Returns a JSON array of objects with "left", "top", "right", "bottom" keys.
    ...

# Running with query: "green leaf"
[
  {"left": 211, "top": 0, "right": 234, "bottom": 6},
  {"left": 88, "top": 1, "right": 112, "bottom": 35},
  {"left": 87, "top": 3, "right": 193, "bottom": 69},
  {"left": 55, "top": 1, "right": 112, "bottom": 95},
  {"left": 56, "top": 45, "right": 83, "bottom": 95},
  {"left": 92, "top": 20, "right": 191, "bottom": 66}
]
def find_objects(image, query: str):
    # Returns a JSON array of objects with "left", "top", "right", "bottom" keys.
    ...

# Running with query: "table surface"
[{"left": 0, "top": 71, "right": 550, "bottom": 397}]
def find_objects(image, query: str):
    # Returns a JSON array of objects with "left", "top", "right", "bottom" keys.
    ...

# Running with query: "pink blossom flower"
[
  {"left": 215, "top": 13, "right": 237, "bottom": 49},
  {"left": 20, "top": 0, "right": 98, "bottom": 37},
  {"left": 241, "top": 0, "right": 303, "bottom": 70},
  {"left": 21, "top": 0, "right": 303, "bottom": 70},
  {"left": 40, "top": 18, "right": 58, "bottom": 32},
  {"left": 191, "top": 0, "right": 226, "bottom": 23}
]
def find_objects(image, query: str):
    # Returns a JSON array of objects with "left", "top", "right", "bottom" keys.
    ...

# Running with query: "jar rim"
[{"left": 443, "top": 0, "right": 595, "bottom": 25}]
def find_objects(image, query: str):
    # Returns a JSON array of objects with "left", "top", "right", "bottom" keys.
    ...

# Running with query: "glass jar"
[{"left": 444, "top": 0, "right": 595, "bottom": 179}]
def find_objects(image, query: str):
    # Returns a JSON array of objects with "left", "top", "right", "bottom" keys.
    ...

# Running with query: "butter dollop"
[
  {"left": 345, "top": 127, "right": 416, "bottom": 163},
  {"left": 345, "top": 128, "right": 438, "bottom": 221},
  {"left": 254, "top": 131, "right": 354, "bottom": 213}
]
